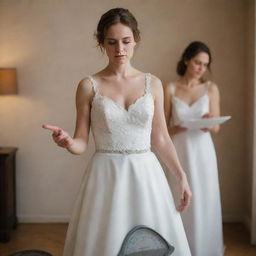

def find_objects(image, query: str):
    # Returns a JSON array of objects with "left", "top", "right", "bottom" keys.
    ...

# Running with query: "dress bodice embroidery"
[
  {"left": 169, "top": 82, "right": 211, "bottom": 126},
  {"left": 88, "top": 73, "right": 154, "bottom": 152}
]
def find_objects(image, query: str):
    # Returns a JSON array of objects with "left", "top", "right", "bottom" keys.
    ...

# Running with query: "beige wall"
[{"left": 0, "top": 0, "right": 249, "bottom": 223}]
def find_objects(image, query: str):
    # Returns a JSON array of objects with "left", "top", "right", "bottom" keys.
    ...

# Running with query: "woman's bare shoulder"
[
  {"left": 207, "top": 81, "right": 219, "bottom": 94},
  {"left": 76, "top": 76, "right": 95, "bottom": 100},
  {"left": 148, "top": 74, "right": 164, "bottom": 95},
  {"left": 164, "top": 80, "right": 179, "bottom": 95},
  {"left": 78, "top": 77, "right": 94, "bottom": 89}
]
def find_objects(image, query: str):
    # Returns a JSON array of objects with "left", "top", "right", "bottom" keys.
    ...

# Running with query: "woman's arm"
[
  {"left": 43, "top": 78, "right": 94, "bottom": 155},
  {"left": 201, "top": 82, "right": 220, "bottom": 134},
  {"left": 164, "top": 84, "right": 187, "bottom": 136},
  {"left": 164, "top": 83, "right": 172, "bottom": 123},
  {"left": 151, "top": 76, "right": 192, "bottom": 212}
]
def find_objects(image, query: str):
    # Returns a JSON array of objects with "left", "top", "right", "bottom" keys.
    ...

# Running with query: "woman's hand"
[
  {"left": 168, "top": 125, "right": 187, "bottom": 136},
  {"left": 201, "top": 113, "right": 213, "bottom": 132},
  {"left": 177, "top": 174, "right": 192, "bottom": 212},
  {"left": 42, "top": 124, "right": 74, "bottom": 149}
]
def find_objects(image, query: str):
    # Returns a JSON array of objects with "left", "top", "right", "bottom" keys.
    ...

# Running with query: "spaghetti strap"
[
  {"left": 169, "top": 84, "right": 176, "bottom": 96},
  {"left": 145, "top": 73, "right": 151, "bottom": 93},
  {"left": 88, "top": 75, "right": 98, "bottom": 94},
  {"left": 205, "top": 80, "right": 211, "bottom": 92}
]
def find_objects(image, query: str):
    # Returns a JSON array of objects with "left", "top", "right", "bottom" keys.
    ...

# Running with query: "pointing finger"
[{"left": 42, "top": 125, "right": 62, "bottom": 135}]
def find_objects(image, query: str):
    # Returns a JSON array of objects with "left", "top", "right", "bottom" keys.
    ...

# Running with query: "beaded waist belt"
[{"left": 96, "top": 148, "right": 150, "bottom": 154}]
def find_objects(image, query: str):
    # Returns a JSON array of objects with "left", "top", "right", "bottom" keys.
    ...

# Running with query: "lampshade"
[{"left": 0, "top": 68, "right": 18, "bottom": 94}]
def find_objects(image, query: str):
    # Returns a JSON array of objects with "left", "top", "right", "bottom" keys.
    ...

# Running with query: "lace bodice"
[
  {"left": 89, "top": 73, "right": 154, "bottom": 153},
  {"left": 169, "top": 82, "right": 210, "bottom": 126}
]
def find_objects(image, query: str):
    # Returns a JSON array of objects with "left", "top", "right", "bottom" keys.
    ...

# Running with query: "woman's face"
[
  {"left": 103, "top": 23, "right": 136, "bottom": 64},
  {"left": 185, "top": 52, "right": 210, "bottom": 79}
]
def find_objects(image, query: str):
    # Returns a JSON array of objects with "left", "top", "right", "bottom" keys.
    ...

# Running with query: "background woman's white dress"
[
  {"left": 168, "top": 83, "right": 224, "bottom": 256},
  {"left": 62, "top": 74, "right": 191, "bottom": 256}
]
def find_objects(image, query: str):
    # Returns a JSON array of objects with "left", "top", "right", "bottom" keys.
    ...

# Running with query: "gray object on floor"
[
  {"left": 9, "top": 250, "right": 53, "bottom": 256},
  {"left": 118, "top": 225, "right": 175, "bottom": 256}
]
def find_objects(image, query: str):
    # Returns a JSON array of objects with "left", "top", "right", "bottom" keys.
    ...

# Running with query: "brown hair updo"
[
  {"left": 95, "top": 8, "right": 140, "bottom": 50},
  {"left": 176, "top": 41, "right": 212, "bottom": 77}
]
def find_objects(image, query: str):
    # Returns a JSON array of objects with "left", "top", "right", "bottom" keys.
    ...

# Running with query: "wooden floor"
[{"left": 0, "top": 223, "right": 256, "bottom": 256}]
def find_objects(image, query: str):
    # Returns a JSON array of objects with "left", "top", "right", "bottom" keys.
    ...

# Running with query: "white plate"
[{"left": 180, "top": 116, "right": 231, "bottom": 129}]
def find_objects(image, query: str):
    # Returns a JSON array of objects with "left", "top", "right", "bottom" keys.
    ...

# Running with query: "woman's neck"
[
  {"left": 180, "top": 74, "right": 201, "bottom": 88},
  {"left": 104, "top": 61, "right": 135, "bottom": 78}
]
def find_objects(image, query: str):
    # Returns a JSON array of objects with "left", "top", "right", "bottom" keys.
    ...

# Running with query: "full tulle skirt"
[{"left": 63, "top": 151, "right": 191, "bottom": 256}]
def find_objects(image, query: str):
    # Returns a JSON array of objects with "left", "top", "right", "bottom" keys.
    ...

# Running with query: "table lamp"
[
  {"left": 0, "top": 68, "right": 18, "bottom": 95},
  {"left": 0, "top": 68, "right": 18, "bottom": 242},
  {"left": 0, "top": 68, "right": 18, "bottom": 150}
]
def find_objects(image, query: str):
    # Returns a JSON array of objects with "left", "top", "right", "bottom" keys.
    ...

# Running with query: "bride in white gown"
[
  {"left": 164, "top": 41, "right": 224, "bottom": 256},
  {"left": 43, "top": 8, "right": 192, "bottom": 256}
]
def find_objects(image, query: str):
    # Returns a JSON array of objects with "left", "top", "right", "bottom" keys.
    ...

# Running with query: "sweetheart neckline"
[
  {"left": 173, "top": 94, "right": 208, "bottom": 108},
  {"left": 92, "top": 92, "right": 153, "bottom": 113}
]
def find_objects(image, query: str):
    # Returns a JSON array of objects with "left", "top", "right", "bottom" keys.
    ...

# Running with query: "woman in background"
[{"left": 164, "top": 41, "right": 224, "bottom": 256}]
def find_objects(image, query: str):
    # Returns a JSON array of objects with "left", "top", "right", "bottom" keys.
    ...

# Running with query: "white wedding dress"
[
  {"left": 62, "top": 73, "right": 191, "bottom": 256},
  {"left": 168, "top": 83, "right": 224, "bottom": 256}
]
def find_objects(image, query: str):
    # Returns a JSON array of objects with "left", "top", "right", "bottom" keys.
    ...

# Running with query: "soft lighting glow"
[{"left": 0, "top": 68, "right": 18, "bottom": 94}]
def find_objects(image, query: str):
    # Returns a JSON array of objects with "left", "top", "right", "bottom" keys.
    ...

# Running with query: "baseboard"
[
  {"left": 17, "top": 214, "right": 252, "bottom": 228},
  {"left": 223, "top": 214, "right": 245, "bottom": 223},
  {"left": 244, "top": 215, "right": 251, "bottom": 232},
  {"left": 223, "top": 214, "right": 251, "bottom": 231},
  {"left": 18, "top": 215, "right": 70, "bottom": 223}
]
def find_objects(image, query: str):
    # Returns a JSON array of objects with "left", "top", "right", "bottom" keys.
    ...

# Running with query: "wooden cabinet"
[{"left": 0, "top": 147, "right": 18, "bottom": 242}]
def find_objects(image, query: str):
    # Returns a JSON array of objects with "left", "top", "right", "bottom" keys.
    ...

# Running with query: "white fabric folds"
[{"left": 63, "top": 152, "right": 191, "bottom": 256}]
